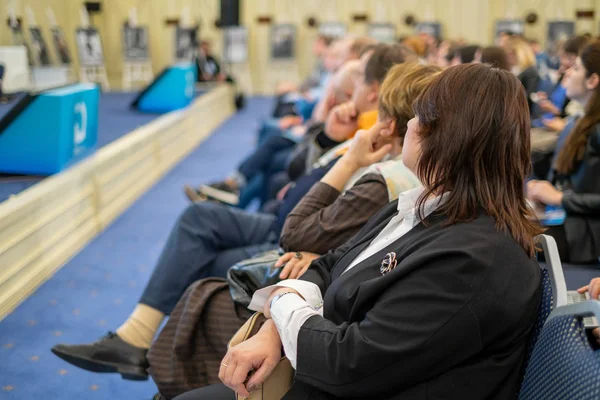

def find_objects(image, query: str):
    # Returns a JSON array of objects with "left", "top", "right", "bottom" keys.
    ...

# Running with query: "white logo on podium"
[
  {"left": 185, "top": 71, "right": 194, "bottom": 98},
  {"left": 73, "top": 101, "right": 88, "bottom": 155}
]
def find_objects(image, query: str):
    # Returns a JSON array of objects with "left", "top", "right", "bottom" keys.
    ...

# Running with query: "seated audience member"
[
  {"left": 50, "top": 44, "right": 415, "bottom": 381},
  {"left": 188, "top": 43, "right": 411, "bottom": 206},
  {"left": 474, "top": 46, "right": 510, "bottom": 70},
  {"left": 183, "top": 59, "right": 363, "bottom": 205},
  {"left": 530, "top": 35, "right": 590, "bottom": 154},
  {"left": 176, "top": 63, "right": 543, "bottom": 400},
  {"left": 195, "top": 40, "right": 228, "bottom": 83},
  {"left": 497, "top": 30, "right": 516, "bottom": 49},
  {"left": 450, "top": 44, "right": 480, "bottom": 65},
  {"left": 276, "top": 34, "right": 333, "bottom": 95},
  {"left": 527, "top": 41, "right": 600, "bottom": 264},
  {"left": 146, "top": 63, "right": 440, "bottom": 399},
  {"left": 578, "top": 277, "right": 600, "bottom": 343},
  {"left": 507, "top": 37, "right": 540, "bottom": 113},
  {"left": 402, "top": 36, "right": 427, "bottom": 59},
  {"left": 434, "top": 40, "right": 459, "bottom": 68}
]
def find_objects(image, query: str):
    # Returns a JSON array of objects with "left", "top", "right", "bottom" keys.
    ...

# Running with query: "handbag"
[
  {"left": 229, "top": 312, "right": 294, "bottom": 400},
  {"left": 227, "top": 250, "right": 283, "bottom": 307}
]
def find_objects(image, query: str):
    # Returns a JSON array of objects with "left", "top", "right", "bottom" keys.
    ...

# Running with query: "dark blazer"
[
  {"left": 284, "top": 201, "right": 541, "bottom": 400},
  {"left": 551, "top": 123, "right": 600, "bottom": 263},
  {"left": 518, "top": 66, "right": 541, "bottom": 113}
]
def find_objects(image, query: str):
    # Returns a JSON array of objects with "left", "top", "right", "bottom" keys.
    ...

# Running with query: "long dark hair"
[
  {"left": 556, "top": 41, "right": 600, "bottom": 174},
  {"left": 412, "top": 64, "right": 543, "bottom": 256}
]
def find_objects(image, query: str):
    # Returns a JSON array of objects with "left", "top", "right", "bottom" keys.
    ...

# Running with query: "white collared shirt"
[{"left": 248, "top": 187, "right": 444, "bottom": 368}]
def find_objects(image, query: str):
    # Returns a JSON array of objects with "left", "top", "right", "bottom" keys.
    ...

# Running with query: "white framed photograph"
[
  {"left": 123, "top": 25, "right": 149, "bottom": 61},
  {"left": 76, "top": 27, "right": 105, "bottom": 66},
  {"left": 495, "top": 20, "right": 524, "bottom": 38},
  {"left": 318, "top": 22, "right": 346, "bottom": 39},
  {"left": 51, "top": 27, "right": 71, "bottom": 65},
  {"left": 223, "top": 26, "right": 248, "bottom": 64},
  {"left": 271, "top": 24, "right": 296, "bottom": 60},
  {"left": 29, "top": 27, "right": 51, "bottom": 66},
  {"left": 368, "top": 23, "right": 397, "bottom": 43},
  {"left": 175, "top": 26, "right": 199, "bottom": 61},
  {"left": 547, "top": 21, "right": 575, "bottom": 52},
  {"left": 415, "top": 22, "right": 442, "bottom": 40}
]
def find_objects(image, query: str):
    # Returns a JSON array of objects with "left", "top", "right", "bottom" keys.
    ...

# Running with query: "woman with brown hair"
[
  {"left": 475, "top": 46, "right": 510, "bottom": 70},
  {"left": 527, "top": 41, "right": 600, "bottom": 264},
  {"left": 177, "top": 64, "right": 543, "bottom": 400}
]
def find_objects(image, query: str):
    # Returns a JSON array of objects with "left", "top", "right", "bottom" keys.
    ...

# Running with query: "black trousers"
[{"left": 173, "top": 384, "right": 235, "bottom": 400}]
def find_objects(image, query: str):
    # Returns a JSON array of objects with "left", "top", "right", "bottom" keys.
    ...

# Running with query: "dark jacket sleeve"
[
  {"left": 562, "top": 128, "right": 600, "bottom": 215},
  {"left": 279, "top": 174, "right": 388, "bottom": 254},
  {"left": 294, "top": 248, "right": 492, "bottom": 398}
]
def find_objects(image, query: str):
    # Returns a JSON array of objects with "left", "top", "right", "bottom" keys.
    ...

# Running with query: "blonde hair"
[
  {"left": 378, "top": 63, "right": 442, "bottom": 144},
  {"left": 508, "top": 38, "right": 537, "bottom": 70}
]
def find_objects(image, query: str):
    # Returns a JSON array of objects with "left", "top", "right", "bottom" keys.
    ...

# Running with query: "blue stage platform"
[{"left": 0, "top": 91, "right": 203, "bottom": 203}]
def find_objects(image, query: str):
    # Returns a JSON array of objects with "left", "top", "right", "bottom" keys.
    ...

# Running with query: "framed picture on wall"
[
  {"left": 10, "top": 21, "right": 33, "bottom": 66},
  {"left": 175, "top": 26, "right": 199, "bottom": 62},
  {"left": 415, "top": 22, "right": 442, "bottom": 40},
  {"left": 76, "top": 27, "right": 105, "bottom": 66},
  {"left": 223, "top": 26, "right": 248, "bottom": 64},
  {"left": 318, "top": 22, "right": 347, "bottom": 39},
  {"left": 494, "top": 19, "right": 524, "bottom": 38},
  {"left": 51, "top": 27, "right": 71, "bottom": 65},
  {"left": 271, "top": 24, "right": 296, "bottom": 60},
  {"left": 547, "top": 21, "right": 575, "bottom": 52},
  {"left": 29, "top": 27, "right": 52, "bottom": 66},
  {"left": 367, "top": 23, "right": 397, "bottom": 43},
  {"left": 123, "top": 24, "right": 150, "bottom": 61}
]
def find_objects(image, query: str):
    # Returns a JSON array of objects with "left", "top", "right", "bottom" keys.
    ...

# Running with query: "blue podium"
[
  {"left": 0, "top": 83, "right": 99, "bottom": 175},
  {"left": 132, "top": 64, "right": 197, "bottom": 113}
]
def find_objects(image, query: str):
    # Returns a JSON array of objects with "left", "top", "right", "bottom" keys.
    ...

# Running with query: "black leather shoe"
[{"left": 51, "top": 332, "right": 149, "bottom": 380}]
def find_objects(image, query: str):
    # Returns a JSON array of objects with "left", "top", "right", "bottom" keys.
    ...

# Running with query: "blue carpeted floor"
[
  {"left": 0, "top": 96, "right": 272, "bottom": 399},
  {"left": 0, "top": 91, "right": 193, "bottom": 203}
]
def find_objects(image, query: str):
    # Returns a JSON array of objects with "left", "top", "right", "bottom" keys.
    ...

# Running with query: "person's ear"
[
  {"left": 387, "top": 119, "right": 397, "bottom": 136},
  {"left": 586, "top": 73, "right": 600, "bottom": 91},
  {"left": 367, "top": 82, "right": 380, "bottom": 103}
]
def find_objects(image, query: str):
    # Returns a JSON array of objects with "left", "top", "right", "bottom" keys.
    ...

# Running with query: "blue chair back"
[
  {"left": 520, "top": 235, "right": 568, "bottom": 382},
  {"left": 519, "top": 301, "right": 600, "bottom": 399}
]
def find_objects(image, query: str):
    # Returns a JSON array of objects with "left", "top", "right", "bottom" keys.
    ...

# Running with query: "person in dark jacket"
[
  {"left": 507, "top": 37, "right": 540, "bottom": 114},
  {"left": 528, "top": 41, "right": 600, "bottom": 264},
  {"left": 178, "top": 64, "right": 543, "bottom": 400}
]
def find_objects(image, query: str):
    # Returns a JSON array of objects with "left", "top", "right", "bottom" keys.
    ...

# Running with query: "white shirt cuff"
[
  {"left": 248, "top": 279, "right": 323, "bottom": 312},
  {"left": 271, "top": 293, "right": 322, "bottom": 369}
]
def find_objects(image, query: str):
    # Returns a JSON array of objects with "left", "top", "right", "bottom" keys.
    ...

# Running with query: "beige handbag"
[{"left": 228, "top": 312, "right": 294, "bottom": 400}]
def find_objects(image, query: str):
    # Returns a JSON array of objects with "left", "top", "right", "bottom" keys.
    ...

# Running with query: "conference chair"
[{"left": 519, "top": 300, "right": 600, "bottom": 399}]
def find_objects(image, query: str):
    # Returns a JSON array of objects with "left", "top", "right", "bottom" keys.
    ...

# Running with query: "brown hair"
[
  {"left": 556, "top": 41, "right": 600, "bottom": 174},
  {"left": 350, "top": 37, "right": 378, "bottom": 57},
  {"left": 480, "top": 46, "right": 510, "bottom": 70},
  {"left": 563, "top": 35, "right": 591, "bottom": 56},
  {"left": 365, "top": 44, "right": 417, "bottom": 85},
  {"left": 316, "top": 34, "right": 335, "bottom": 47},
  {"left": 378, "top": 63, "right": 441, "bottom": 145},
  {"left": 412, "top": 64, "right": 543, "bottom": 256}
]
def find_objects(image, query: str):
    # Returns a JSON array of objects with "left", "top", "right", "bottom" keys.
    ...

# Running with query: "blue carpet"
[
  {"left": 0, "top": 91, "right": 198, "bottom": 203},
  {"left": 0, "top": 96, "right": 272, "bottom": 399}
]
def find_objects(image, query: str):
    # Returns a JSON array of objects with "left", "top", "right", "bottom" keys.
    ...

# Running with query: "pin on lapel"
[{"left": 380, "top": 252, "right": 398, "bottom": 275}]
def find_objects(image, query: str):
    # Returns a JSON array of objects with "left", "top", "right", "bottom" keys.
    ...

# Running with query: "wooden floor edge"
[{"left": 0, "top": 86, "right": 235, "bottom": 321}]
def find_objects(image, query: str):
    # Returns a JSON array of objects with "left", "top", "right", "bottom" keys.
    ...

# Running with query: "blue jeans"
[
  {"left": 139, "top": 201, "right": 278, "bottom": 314},
  {"left": 238, "top": 135, "right": 295, "bottom": 181}
]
